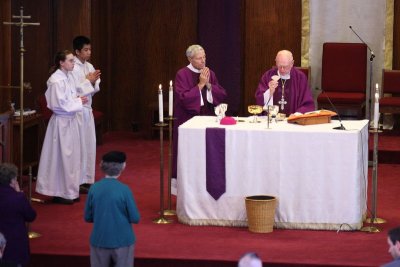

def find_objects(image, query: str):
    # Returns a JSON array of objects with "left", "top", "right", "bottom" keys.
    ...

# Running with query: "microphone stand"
[
  {"left": 320, "top": 89, "right": 346, "bottom": 130},
  {"left": 349, "top": 26, "right": 375, "bottom": 121}
]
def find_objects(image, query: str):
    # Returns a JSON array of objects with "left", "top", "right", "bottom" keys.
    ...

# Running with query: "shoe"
[
  {"left": 73, "top": 197, "right": 80, "bottom": 202},
  {"left": 79, "top": 185, "right": 89, "bottom": 194},
  {"left": 79, "top": 184, "right": 92, "bottom": 194},
  {"left": 52, "top": 197, "right": 73, "bottom": 205}
]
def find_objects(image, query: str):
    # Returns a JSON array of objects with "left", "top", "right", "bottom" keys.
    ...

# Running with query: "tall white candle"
[
  {"left": 169, "top": 80, "right": 173, "bottom": 117},
  {"left": 158, "top": 84, "right": 164, "bottom": 123},
  {"left": 373, "top": 83, "right": 379, "bottom": 129}
]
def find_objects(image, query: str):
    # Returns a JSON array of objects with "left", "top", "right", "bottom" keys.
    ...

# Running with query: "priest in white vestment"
[{"left": 36, "top": 50, "right": 87, "bottom": 204}]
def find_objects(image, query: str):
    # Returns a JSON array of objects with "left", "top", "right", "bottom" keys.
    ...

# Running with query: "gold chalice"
[{"left": 248, "top": 105, "right": 263, "bottom": 123}]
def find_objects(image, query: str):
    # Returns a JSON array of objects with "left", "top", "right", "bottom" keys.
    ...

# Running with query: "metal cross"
[
  {"left": 3, "top": 6, "right": 39, "bottom": 188},
  {"left": 278, "top": 95, "right": 287, "bottom": 110}
]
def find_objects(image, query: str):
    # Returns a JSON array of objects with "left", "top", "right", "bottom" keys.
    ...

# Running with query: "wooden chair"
[
  {"left": 36, "top": 95, "right": 104, "bottom": 145},
  {"left": 317, "top": 43, "right": 367, "bottom": 119}
]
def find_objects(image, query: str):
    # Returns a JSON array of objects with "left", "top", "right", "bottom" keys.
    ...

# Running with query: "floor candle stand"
[
  {"left": 164, "top": 116, "right": 176, "bottom": 216},
  {"left": 153, "top": 122, "right": 172, "bottom": 224},
  {"left": 361, "top": 128, "right": 386, "bottom": 233},
  {"left": 27, "top": 166, "right": 41, "bottom": 238}
]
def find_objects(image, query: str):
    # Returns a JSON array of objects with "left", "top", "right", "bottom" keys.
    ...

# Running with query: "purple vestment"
[
  {"left": 172, "top": 66, "right": 227, "bottom": 178},
  {"left": 255, "top": 67, "right": 315, "bottom": 116}
]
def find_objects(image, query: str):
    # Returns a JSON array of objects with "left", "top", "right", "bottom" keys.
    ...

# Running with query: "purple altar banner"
[{"left": 205, "top": 127, "right": 226, "bottom": 200}]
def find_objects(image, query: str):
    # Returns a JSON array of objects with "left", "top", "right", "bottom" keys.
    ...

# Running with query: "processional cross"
[
  {"left": 3, "top": 7, "right": 41, "bottom": 238},
  {"left": 3, "top": 6, "right": 39, "bottom": 188}
]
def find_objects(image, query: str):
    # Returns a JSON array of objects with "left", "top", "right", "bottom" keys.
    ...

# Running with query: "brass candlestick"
[
  {"left": 27, "top": 166, "right": 41, "bottom": 238},
  {"left": 164, "top": 116, "right": 176, "bottom": 216},
  {"left": 153, "top": 121, "right": 172, "bottom": 224},
  {"left": 361, "top": 127, "right": 386, "bottom": 233}
]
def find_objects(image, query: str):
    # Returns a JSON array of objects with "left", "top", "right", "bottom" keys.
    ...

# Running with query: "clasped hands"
[
  {"left": 198, "top": 67, "right": 211, "bottom": 90},
  {"left": 86, "top": 69, "right": 101, "bottom": 84}
]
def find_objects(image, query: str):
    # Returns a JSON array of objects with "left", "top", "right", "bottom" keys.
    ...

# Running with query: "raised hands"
[{"left": 268, "top": 75, "right": 280, "bottom": 95}]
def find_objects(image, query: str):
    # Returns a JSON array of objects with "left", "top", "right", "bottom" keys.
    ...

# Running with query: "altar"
[{"left": 176, "top": 116, "right": 369, "bottom": 230}]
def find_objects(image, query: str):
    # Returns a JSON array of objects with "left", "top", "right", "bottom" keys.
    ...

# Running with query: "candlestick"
[
  {"left": 373, "top": 83, "right": 379, "bottom": 129},
  {"left": 169, "top": 80, "right": 173, "bottom": 117},
  {"left": 158, "top": 84, "right": 164, "bottom": 123}
]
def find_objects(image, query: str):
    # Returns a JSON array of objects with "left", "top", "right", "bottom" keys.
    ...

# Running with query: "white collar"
[
  {"left": 278, "top": 70, "right": 290, "bottom": 80},
  {"left": 187, "top": 63, "right": 201, "bottom": 73},
  {"left": 74, "top": 56, "right": 85, "bottom": 66}
]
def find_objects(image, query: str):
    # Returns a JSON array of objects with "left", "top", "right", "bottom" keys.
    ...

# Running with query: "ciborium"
[{"left": 248, "top": 105, "right": 263, "bottom": 123}]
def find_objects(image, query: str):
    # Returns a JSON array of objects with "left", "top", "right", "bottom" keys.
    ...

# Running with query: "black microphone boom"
[
  {"left": 348, "top": 26, "right": 375, "bottom": 61},
  {"left": 321, "top": 90, "right": 346, "bottom": 130}
]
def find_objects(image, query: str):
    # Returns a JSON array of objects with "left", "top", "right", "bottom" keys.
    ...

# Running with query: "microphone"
[
  {"left": 349, "top": 26, "right": 375, "bottom": 61},
  {"left": 320, "top": 89, "right": 346, "bottom": 130}
]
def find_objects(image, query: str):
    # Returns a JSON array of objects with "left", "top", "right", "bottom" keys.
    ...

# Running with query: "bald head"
[{"left": 275, "top": 50, "right": 294, "bottom": 76}]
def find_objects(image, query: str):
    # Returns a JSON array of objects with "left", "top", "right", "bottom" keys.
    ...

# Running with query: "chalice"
[
  {"left": 268, "top": 105, "right": 279, "bottom": 123},
  {"left": 248, "top": 105, "right": 263, "bottom": 123}
]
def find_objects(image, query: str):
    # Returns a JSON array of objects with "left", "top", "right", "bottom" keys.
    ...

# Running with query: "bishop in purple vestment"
[
  {"left": 172, "top": 44, "right": 227, "bottom": 178},
  {"left": 255, "top": 50, "right": 315, "bottom": 116}
]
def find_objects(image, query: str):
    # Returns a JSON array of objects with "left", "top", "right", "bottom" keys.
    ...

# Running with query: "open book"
[{"left": 287, "top": 110, "right": 337, "bottom": 125}]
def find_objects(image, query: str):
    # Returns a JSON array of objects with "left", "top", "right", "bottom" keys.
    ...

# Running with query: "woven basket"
[{"left": 245, "top": 195, "right": 277, "bottom": 233}]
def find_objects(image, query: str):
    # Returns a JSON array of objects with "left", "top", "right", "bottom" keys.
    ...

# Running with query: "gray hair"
[
  {"left": 0, "top": 163, "right": 18, "bottom": 186},
  {"left": 0, "top": 232, "right": 6, "bottom": 248},
  {"left": 238, "top": 252, "right": 262, "bottom": 267},
  {"left": 100, "top": 161, "right": 125, "bottom": 177},
  {"left": 186, "top": 44, "right": 204, "bottom": 58}
]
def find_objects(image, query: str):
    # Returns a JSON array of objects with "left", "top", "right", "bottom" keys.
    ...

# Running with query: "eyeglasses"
[{"left": 276, "top": 60, "right": 293, "bottom": 70}]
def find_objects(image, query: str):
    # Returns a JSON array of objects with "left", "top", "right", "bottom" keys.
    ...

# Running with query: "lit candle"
[
  {"left": 169, "top": 80, "right": 173, "bottom": 117},
  {"left": 373, "top": 83, "right": 379, "bottom": 129},
  {"left": 158, "top": 84, "right": 164, "bottom": 123}
]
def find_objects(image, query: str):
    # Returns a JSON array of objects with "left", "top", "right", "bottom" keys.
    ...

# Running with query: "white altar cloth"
[{"left": 176, "top": 116, "right": 369, "bottom": 230}]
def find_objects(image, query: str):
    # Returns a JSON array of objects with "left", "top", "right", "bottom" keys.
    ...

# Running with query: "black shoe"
[
  {"left": 73, "top": 197, "right": 80, "bottom": 202},
  {"left": 52, "top": 197, "right": 73, "bottom": 205},
  {"left": 79, "top": 185, "right": 89, "bottom": 194}
]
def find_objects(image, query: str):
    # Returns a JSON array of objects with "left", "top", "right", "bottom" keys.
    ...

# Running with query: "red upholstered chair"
[
  {"left": 36, "top": 94, "right": 53, "bottom": 126},
  {"left": 380, "top": 69, "right": 400, "bottom": 114},
  {"left": 317, "top": 43, "right": 367, "bottom": 119},
  {"left": 36, "top": 94, "right": 104, "bottom": 145},
  {"left": 296, "top": 66, "right": 311, "bottom": 82}
]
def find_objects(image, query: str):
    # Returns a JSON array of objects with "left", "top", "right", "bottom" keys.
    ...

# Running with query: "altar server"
[{"left": 36, "top": 50, "right": 87, "bottom": 205}]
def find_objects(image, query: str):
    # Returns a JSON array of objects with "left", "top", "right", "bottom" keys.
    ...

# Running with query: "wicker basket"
[{"left": 245, "top": 195, "right": 277, "bottom": 233}]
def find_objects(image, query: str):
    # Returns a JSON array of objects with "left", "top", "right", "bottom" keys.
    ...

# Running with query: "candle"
[
  {"left": 169, "top": 80, "right": 173, "bottom": 117},
  {"left": 373, "top": 83, "right": 379, "bottom": 129},
  {"left": 158, "top": 84, "right": 164, "bottom": 123}
]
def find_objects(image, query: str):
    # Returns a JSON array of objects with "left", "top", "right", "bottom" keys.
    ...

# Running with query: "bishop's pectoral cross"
[
  {"left": 278, "top": 79, "right": 287, "bottom": 110},
  {"left": 278, "top": 95, "right": 287, "bottom": 110}
]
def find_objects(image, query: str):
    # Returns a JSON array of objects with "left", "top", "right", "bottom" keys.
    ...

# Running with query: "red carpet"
[{"left": 27, "top": 131, "right": 400, "bottom": 267}]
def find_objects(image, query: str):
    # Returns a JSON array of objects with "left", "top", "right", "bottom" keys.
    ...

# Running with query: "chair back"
[
  {"left": 382, "top": 69, "right": 400, "bottom": 94},
  {"left": 36, "top": 94, "right": 53, "bottom": 124},
  {"left": 295, "top": 66, "right": 310, "bottom": 82},
  {"left": 321, "top": 43, "right": 367, "bottom": 92}
]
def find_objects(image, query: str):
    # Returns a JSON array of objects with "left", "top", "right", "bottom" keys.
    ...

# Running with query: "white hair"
[
  {"left": 238, "top": 252, "right": 262, "bottom": 267},
  {"left": 186, "top": 44, "right": 204, "bottom": 58}
]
